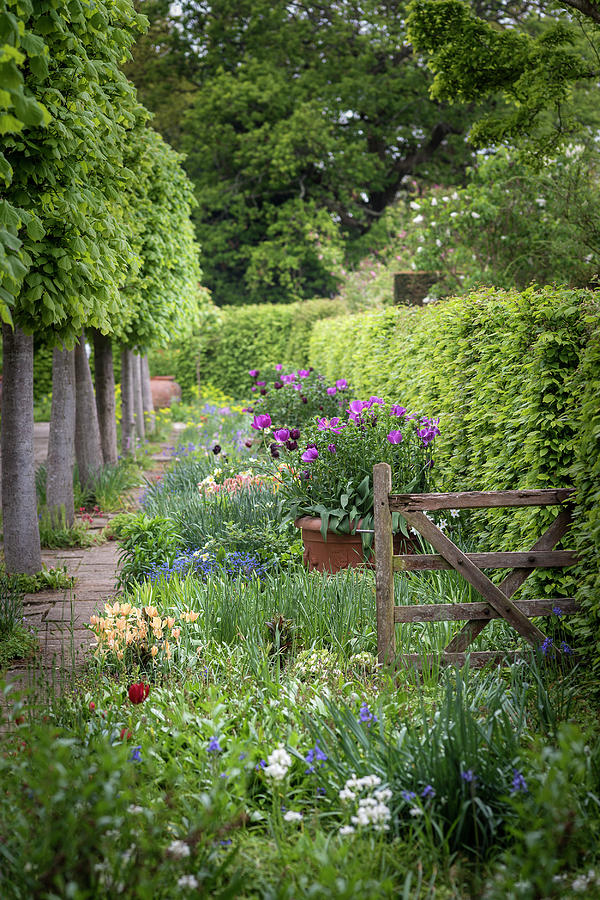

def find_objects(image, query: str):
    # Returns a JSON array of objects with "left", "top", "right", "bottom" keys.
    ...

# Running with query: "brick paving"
[{"left": 3, "top": 424, "right": 181, "bottom": 697}]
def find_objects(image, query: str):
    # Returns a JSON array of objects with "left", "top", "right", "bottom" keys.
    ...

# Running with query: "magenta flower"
[
  {"left": 348, "top": 400, "right": 366, "bottom": 415},
  {"left": 298, "top": 369, "right": 310, "bottom": 378},
  {"left": 327, "top": 443, "right": 336, "bottom": 453},
  {"left": 327, "top": 386, "right": 336, "bottom": 395},
  {"left": 301, "top": 447, "right": 319, "bottom": 462},
  {"left": 249, "top": 369, "right": 259, "bottom": 378},
  {"left": 336, "top": 379, "right": 348, "bottom": 390},
  {"left": 367, "top": 396, "right": 384, "bottom": 407},
  {"left": 387, "top": 430, "right": 403, "bottom": 444},
  {"left": 273, "top": 428, "right": 290, "bottom": 443},
  {"left": 282, "top": 373, "right": 295, "bottom": 384},
  {"left": 275, "top": 363, "right": 283, "bottom": 371},
  {"left": 256, "top": 381, "right": 266, "bottom": 387},
  {"left": 251, "top": 414, "right": 272, "bottom": 430}
]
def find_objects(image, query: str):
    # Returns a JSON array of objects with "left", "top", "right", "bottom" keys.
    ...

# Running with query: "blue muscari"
[{"left": 148, "top": 548, "right": 268, "bottom": 584}]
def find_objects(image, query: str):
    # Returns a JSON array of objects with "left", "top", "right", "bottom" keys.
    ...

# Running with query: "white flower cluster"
[
  {"left": 264, "top": 745, "right": 292, "bottom": 782},
  {"left": 339, "top": 774, "right": 391, "bottom": 833},
  {"left": 168, "top": 839, "right": 191, "bottom": 859},
  {"left": 351, "top": 795, "right": 392, "bottom": 831},
  {"left": 292, "top": 648, "right": 342, "bottom": 682},
  {"left": 178, "top": 874, "right": 199, "bottom": 889},
  {"left": 348, "top": 651, "right": 380, "bottom": 674}
]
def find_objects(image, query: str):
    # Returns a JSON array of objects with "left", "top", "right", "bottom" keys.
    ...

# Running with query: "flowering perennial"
[{"left": 263, "top": 745, "right": 292, "bottom": 783}]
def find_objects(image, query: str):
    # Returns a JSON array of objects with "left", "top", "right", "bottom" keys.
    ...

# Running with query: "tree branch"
[{"left": 561, "top": 0, "right": 600, "bottom": 24}]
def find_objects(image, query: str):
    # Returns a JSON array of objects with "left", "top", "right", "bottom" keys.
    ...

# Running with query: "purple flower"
[
  {"left": 208, "top": 736, "right": 222, "bottom": 754},
  {"left": 281, "top": 373, "right": 295, "bottom": 384},
  {"left": 274, "top": 381, "right": 283, "bottom": 389},
  {"left": 358, "top": 703, "right": 377, "bottom": 726},
  {"left": 317, "top": 418, "right": 330, "bottom": 430},
  {"left": 511, "top": 769, "right": 527, "bottom": 793},
  {"left": 367, "top": 396, "right": 384, "bottom": 407},
  {"left": 256, "top": 381, "right": 266, "bottom": 387},
  {"left": 349, "top": 400, "right": 365, "bottom": 415},
  {"left": 387, "top": 430, "right": 403, "bottom": 444},
  {"left": 285, "top": 439, "right": 298, "bottom": 451},
  {"left": 251, "top": 385, "right": 257, "bottom": 392},
  {"left": 249, "top": 369, "right": 259, "bottom": 378},
  {"left": 270, "top": 444, "right": 280, "bottom": 459},
  {"left": 336, "top": 379, "right": 348, "bottom": 390},
  {"left": 301, "top": 470, "right": 311, "bottom": 480},
  {"left": 540, "top": 637, "right": 553, "bottom": 657},
  {"left": 561, "top": 641, "right": 573, "bottom": 655},
  {"left": 275, "top": 364, "right": 283, "bottom": 371},
  {"left": 305, "top": 741, "right": 328, "bottom": 773},
  {"left": 212, "top": 444, "right": 221, "bottom": 455},
  {"left": 298, "top": 369, "right": 310, "bottom": 378},
  {"left": 461, "top": 769, "right": 475, "bottom": 783},
  {"left": 255, "top": 759, "right": 267, "bottom": 771},
  {"left": 251, "top": 414, "right": 272, "bottom": 430},
  {"left": 327, "top": 386, "right": 336, "bottom": 395},
  {"left": 301, "top": 447, "right": 319, "bottom": 463},
  {"left": 401, "top": 790, "right": 416, "bottom": 802},
  {"left": 130, "top": 745, "right": 142, "bottom": 763},
  {"left": 421, "top": 784, "right": 435, "bottom": 799},
  {"left": 390, "top": 405, "right": 407, "bottom": 417},
  {"left": 328, "top": 444, "right": 336, "bottom": 453},
  {"left": 290, "top": 428, "right": 301, "bottom": 440},
  {"left": 273, "top": 428, "right": 290, "bottom": 443},
  {"left": 260, "top": 388, "right": 267, "bottom": 396},
  {"left": 242, "top": 407, "right": 253, "bottom": 414},
  {"left": 552, "top": 605, "right": 563, "bottom": 618}
]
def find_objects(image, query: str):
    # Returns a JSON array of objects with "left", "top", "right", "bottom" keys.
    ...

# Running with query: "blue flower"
[
  {"left": 358, "top": 703, "right": 378, "bottom": 726},
  {"left": 305, "top": 741, "right": 328, "bottom": 773},
  {"left": 552, "top": 605, "right": 563, "bottom": 619},
  {"left": 540, "top": 637, "right": 553, "bottom": 657},
  {"left": 208, "top": 736, "right": 222, "bottom": 754},
  {"left": 461, "top": 769, "right": 475, "bottom": 783},
  {"left": 511, "top": 769, "right": 528, "bottom": 794},
  {"left": 130, "top": 745, "right": 142, "bottom": 763},
  {"left": 421, "top": 784, "right": 435, "bottom": 799},
  {"left": 401, "top": 790, "right": 416, "bottom": 802}
]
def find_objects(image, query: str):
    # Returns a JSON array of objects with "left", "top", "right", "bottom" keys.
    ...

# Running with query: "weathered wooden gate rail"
[{"left": 373, "top": 463, "right": 579, "bottom": 669}]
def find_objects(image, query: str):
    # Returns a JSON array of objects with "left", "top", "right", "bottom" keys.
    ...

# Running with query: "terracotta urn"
[
  {"left": 150, "top": 375, "right": 182, "bottom": 409},
  {"left": 295, "top": 516, "right": 413, "bottom": 574}
]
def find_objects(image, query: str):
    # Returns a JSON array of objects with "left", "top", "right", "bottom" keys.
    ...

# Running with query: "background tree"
[
  {"left": 126, "top": 0, "right": 479, "bottom": 305},
  {"left": 407, "top": 0, "right": 600, "bottom": 154}
]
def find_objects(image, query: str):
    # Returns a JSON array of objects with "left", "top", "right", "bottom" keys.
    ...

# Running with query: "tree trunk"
[
  {"left": 74, "top": 330, "right": 103, "bottom": 491},
  {"left": 141, "top": 355, "right": 155, "bottom": 435},
  {"left": 120, "top": 348, "right": 135, "bottom": 456},
  {"left": 46, "top": 345, "right": 76, "bottom": 526},
  {"left": 92, "top": 329, "right": 118, "bottom": 465},
  {"left": 1, "top": 323, "right": 41, "bottom": 573},
  {"left": 133, "top": 352, "right": 145, "bottom": 442}
]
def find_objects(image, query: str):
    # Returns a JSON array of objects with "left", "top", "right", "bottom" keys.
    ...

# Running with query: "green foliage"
[
  {"left": 407, "top": 0, "right": 600, "bottom": 154},
  {"left": 194, "top": 298, "right": 346, "bottom": 398},
  {"left": 6, "top": 564, "right": 74, "bottom": 593},
  {"left": 37, "top": 507, "right": 96, "bottom": 549},
  {"left": 310, "top": 286, "right": 600, "bottom": 649},
  {"left": 116, "top": 513, "right": 181, "bottom": 589},
  {"left": 0, "top": 570, "right": 37, "bottom": 669}
]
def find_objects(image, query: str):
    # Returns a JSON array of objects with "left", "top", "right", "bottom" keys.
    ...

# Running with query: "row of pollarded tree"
[{"left": 0, "top": 1, "right": 206, "bottom": 575}]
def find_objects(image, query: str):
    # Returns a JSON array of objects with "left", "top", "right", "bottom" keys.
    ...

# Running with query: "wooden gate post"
[{"left": 374, "top": 463, "right": 395, "bottom": 665}]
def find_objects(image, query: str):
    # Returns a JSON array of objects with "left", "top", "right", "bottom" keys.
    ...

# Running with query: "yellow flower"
[
  {"left": 172, "top": 627, "right": 181, "bottom": 641},
  {"left": 144, "top": 606, "right": 158, "bottom": 619},
  {"left": 165, "top": 617, "right": 175, "bottom": 630},
  {"left": 119, "top": 602, "right": 132, "bottom": 616},
  {"left": 151, "top": 645, "right": 159, "bottom": 658}
]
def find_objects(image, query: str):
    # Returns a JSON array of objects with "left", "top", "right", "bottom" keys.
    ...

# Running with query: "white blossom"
[
  {"left": 339, "top": 787, "right": 356, "bottom": 803},
  {"left": 264, "top": 745, "right": 292, "bottom": 782},
  {"left": 471, "top": 211, "right": 481, "bottom": 219},
  {"left": 409, "top": 806, "right": 424, "bottom": 817},
  {"left": 410, "top": 201, "right": 421, "bottom": 210},
  {"left": 168, "top": 840, "right": 191, "bottom": 859},
  {"left": 283, "top": 810, "right": 303, "bottom": 823},
  {"left": 339, "top": 825, "right": 356, "bottom": 835},
  {"left": 412, "top": 215, "right": 424, "bottom": 224},
  {"left": 178, "top": 874, "right": 199, "bottom": 889}
]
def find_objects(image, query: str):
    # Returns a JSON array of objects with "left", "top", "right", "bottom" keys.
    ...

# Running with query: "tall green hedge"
[
  {"left": 310, "top": 286, "right": 600, "bottom": 658},
  {"left": 153, "top": 298, "right": 346, "bottom": 399}
]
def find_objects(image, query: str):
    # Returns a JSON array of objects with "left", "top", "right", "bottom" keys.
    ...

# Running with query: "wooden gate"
[{"left": 373, "top": 463, "right": 579, "bottom": 668}]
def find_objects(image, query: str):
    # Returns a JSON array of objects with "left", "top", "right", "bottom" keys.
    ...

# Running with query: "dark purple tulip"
[
  {"left": 318, "top": 405, "right": 324, "bottom": 411},
  {"left": 274, "top": 381, "right": 283, "bottom": 389},
  {"left": 245, "top": 440, "right": 253, "bottom": 448},
  {"left": 273, "top": 428, "right": 290, "bottom": 443},
  {"left": 242, "top": 407, "right": 254, "bottom": 413},
  {"left": 260, "top": 388, "right": 267, "bottom": 395},
  {"left": 212, "top": 444, "right": 221, "bottom": 455},
  {"left": 301, "top": 396, "right": 307, "bottom": 404},
  {"left": 285, "top": 439, "right": 298, "bottom": 451},
  {"left": 270, "top": 444, "right": 280, "bottom": 458},
  {"left": 328, "top": 444, "right": 336, "bottom": 453},
  {"left": 290, "top": 428, "right": 301, "bottom": 440}
]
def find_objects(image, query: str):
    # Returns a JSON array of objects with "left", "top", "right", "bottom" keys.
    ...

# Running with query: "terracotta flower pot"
[
  {"left": 295, "top": 516, "right": 413, "bottom": 574},
  {"left": 150, "top": 375, "right": 182, "bottom": 409}
]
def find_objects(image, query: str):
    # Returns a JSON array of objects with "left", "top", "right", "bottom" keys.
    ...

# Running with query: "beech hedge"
[
  {"left": 154, "top": 298, "right": 346, "bottom": 399},
  {"left": 309, "top": 286, "right": 600, "bottom": 661}
]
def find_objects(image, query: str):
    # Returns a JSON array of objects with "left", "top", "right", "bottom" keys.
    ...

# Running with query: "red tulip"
[{"left": 128, "top": 682, "right": 150, "bottom": 704}]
